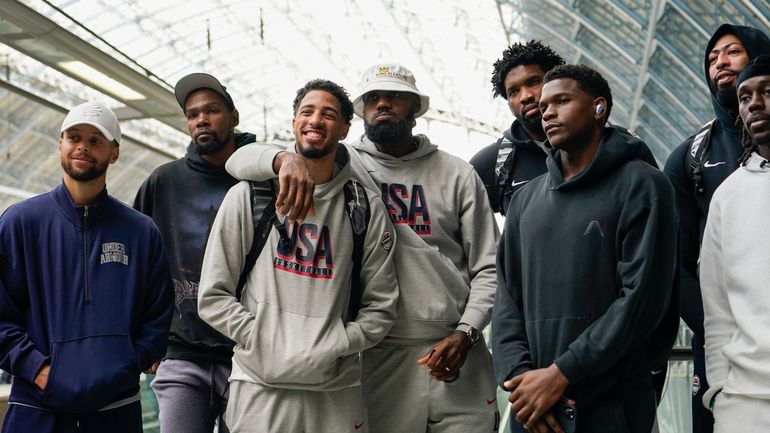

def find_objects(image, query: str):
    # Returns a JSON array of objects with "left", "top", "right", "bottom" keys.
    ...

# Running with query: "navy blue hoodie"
[
  {"left": 663, "top": 24, "right": 770, "bottom": 336},
  {"left": 0, "top": 183, "right": 173, "bottom": 414}
]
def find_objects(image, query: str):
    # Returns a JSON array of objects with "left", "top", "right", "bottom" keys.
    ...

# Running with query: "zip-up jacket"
[
  {"left": 133, "top": 132, "right": 256, "bottom": 363},
  {"left": 663, "top": 24, "right": 770, "bottom": 336},
  {"left": 493, "top": 128, "right": 679, "bottom": 405},
  {"left": 0, "top": 183, "right": 173, "bottom": 414}
]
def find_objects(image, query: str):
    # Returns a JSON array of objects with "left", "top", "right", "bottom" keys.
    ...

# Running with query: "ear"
[
  {"left": 232, "top": 108, "right": 240, "bottom": 128},
  {"left": 109, "top": 144, "right": 120, "bottom": 165},
  {"left": 594, "top": 97, "right": 608, "bottom": 121},
  {"left": 340, "top": 124, "right": 350, "bottom": 141}
]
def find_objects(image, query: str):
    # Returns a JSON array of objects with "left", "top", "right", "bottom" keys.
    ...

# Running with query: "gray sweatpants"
[
  {"left": 362, "top": 338, "right": 499, "bottom": 433},
  {"left": 225, "top": 380, "right": 367, "bottom": 433},
  {"left": 150, "top": 358, "right": 231, "bottom": 433},
  {"left": 713, "top": 392, "right": 770, "bottom": 432}
]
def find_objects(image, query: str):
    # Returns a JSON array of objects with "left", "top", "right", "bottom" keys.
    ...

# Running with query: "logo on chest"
[
  {"left": 100, "top": 242, "right": 128, "bottom": 265},
  {"left": 273, "top": 220, "right": 334, "bottom": 279},
  {"left": 380, "top": 183, "right": 432, "bottom": 235}
]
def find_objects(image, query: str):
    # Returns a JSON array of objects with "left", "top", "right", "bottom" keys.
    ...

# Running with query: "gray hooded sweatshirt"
[{"left": 226, "top": 136, "right": 499, "bottom": 341}]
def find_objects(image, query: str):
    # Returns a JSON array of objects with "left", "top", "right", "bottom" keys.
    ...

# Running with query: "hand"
[
  {"left": 504, "top": 364, "right": 569, "bottom": 430},
  {"left": 416, "top": 331, "right": 471, "bottom": 381},
  {"left": 34, "top": 363, "right": 50, "bottom": 390},
  {"left": 274, "top": 152, "right": 316, "bottom": 224},
  {"left": 525, "top": 413, "right": 564, "bottom": 433},
  {"left": 144, "top": 361, "right": 160, "bottom": 374}
]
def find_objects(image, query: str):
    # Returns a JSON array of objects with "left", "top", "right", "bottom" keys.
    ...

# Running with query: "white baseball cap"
[
  {"left": 353, "top": 63, "right": 430, "bottom": 118},
  {"left": 61, "top": 101, "right": 121, "bottom": 144}
]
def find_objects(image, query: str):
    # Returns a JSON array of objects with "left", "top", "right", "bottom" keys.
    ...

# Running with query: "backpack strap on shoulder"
[
  {"left": 687, "top": 119, "right": 715, "bottom": 196},
  {"left": 235, "top": 179, "right": 278, "bottom": 301},
  {"left": 343, "top": 179, "right": 370, "bottom": 321}
]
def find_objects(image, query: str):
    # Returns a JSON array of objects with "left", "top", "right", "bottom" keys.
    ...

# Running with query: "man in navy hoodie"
[{"left": 0, "top": 101, "right": 173, "bottom": 433}]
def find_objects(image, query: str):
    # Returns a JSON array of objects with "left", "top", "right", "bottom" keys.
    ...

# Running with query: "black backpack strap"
[
  {"left": 496, "top": 142, "right": 517, "bottom": 216},
  {"left": 235, "top": 180, "right": 278, "bottom": 301},
  {"left": 343, "top": 179, "right": 370, "bottom": 321},
  {"left": 687, "top": 119, "right": 715, "bottom": 195}
]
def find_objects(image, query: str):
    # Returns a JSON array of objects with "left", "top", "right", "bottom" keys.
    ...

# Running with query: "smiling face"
[
  {"left": 184, "top": 89, "right": 238, "bottom": 155},
  {"left": 539, "top": 78, "right": 603, "bottom": 151},
  {"left": 59, "top": 124, "right": 119, "bottom": 182},
  {"left": 738, "top": 75, "right": 770, "bottom": 152},
  {"left": 292, "top": 90, "right": 349, "bottom": 159},
  {"left": 504, "top": 64, "right": 547, "bottom": 139}
]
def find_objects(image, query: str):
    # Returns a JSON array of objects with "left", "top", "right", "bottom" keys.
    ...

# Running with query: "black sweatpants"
[{"left": 1, "top": 401, "right": 142, "bottom": 433}]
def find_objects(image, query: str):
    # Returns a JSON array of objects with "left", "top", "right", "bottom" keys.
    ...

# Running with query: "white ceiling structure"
[{"left": 1, "top": 0, "right": 769, "bottom": 210}]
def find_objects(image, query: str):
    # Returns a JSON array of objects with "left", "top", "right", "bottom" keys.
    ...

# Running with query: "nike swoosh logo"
[
  {"left": 487, "top": 398, "right": 496, "bottom": 405},
  {"left": 704, "top": 161, "right": 726, "bottom": 168},
  {"left": 511, "top": 180, "right": 529, "bottom": 187},
  {"left": 355, "top": 422, "right": 364, "bottom": 430}
]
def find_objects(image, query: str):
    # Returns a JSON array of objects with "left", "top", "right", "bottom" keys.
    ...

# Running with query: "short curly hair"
[
  {"left": 491, "top": 40, "right": 565, "bottom": 98},
  {"left": 544, "top": 64, "right": 613, "bottom": 119},
  {"left": 292, "top": 79, "right": 354, "bottom": 125}
]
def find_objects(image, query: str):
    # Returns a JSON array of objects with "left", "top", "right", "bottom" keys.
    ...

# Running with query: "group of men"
[{"left": 0, "top": 20, "right": 768, "bottom": 433}]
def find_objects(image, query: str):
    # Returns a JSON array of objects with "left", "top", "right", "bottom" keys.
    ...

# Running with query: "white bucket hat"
[
  {"left": 61, "top": 101, "right": 121, "bottom": 144},
  {"left": 353, "top": 63, "right": 430, "bottom": 118}
]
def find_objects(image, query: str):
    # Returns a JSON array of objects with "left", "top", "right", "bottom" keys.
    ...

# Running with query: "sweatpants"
[
  {"left": 508, "top": 373, "right": 656, "bottom": 433},
  {"left": 713, "top": 392, "right": 770, "bottom": 432},
  {"left": 1, "top": 401, "right": 141, "bottom": 433},
  {"left": 151, "top": 358, "right": 231, "bottom": 433},
  {"left": 225, "top": 380, "right": 367, "bottom": 433},
  {"left": 362, "top": 338, "right": 499, "bottom": 433}
]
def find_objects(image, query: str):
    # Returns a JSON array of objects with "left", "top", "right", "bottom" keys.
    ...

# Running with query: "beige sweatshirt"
[{"left": 199, "top": 146, "right": 398, "bottom": 391}]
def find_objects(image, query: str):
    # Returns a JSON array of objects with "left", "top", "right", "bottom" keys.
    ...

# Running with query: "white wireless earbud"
[{"left": 595, "top": 104, "right": 605, "bottom": 115}]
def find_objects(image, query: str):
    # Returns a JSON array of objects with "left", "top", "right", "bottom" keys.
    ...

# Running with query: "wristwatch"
[{"left": 456, "top": 323, "right": 480, "bottom": 346}]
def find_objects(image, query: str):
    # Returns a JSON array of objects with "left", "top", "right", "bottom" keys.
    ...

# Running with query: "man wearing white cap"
[
  {"left": 133, "top": 72, "right": 254, "bottom": 433},
  {"left": 0, "top": 101, "right": 173, "bottom": 433},
  {"left": 226, "top": 64, "right": 500, "bottom": 432}
]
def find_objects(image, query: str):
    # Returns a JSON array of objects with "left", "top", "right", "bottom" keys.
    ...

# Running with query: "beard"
[
  {"left": 515, "top": 112, "right": 545, "bottom": 138},
  {"left": 194, "top": 130, "right": 231, "bottom": 156},
  {"left": 711, "top": 80, "right": 739, "bottom": 110},
  {"left": 364, "top": 113, "right": 414, "bottom": 144},
  {"left": 298, "top": 142, "right": 336, "bottom": 160},
  {"left": 62, "top": 158, "right": 109, "bottom": 182}
]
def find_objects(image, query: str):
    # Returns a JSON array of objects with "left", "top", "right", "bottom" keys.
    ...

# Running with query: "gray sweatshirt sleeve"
[
  {"left": 342, "top": 192, "right": 400, "bottom": 355},
  {"left": 197, "top": 182, "right": 257, "bottom": 347},
  {"left": 457, "top": 169, "right": 500, "bottom": 330},
  {"left": 225, "top": 143, "right": 283, "bottom": 181}
]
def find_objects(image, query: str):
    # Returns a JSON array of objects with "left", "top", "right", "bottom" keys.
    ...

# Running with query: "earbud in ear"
[{"left": 595, "top": 104, "right": 605, "bottom": 115}]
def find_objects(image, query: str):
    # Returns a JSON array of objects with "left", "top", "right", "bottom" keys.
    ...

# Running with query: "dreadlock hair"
[
  {"left": 738, "top": 115, "right": 757, "bottom": 165},
  {"left": 544, "top": 64, "right": 613, "bottom": 120},
  {"left": 293, "top": 79, "right": 354, "bottom": 125},
  {"left": 491, "top": 40, "right": 565, "bottom": 99}
]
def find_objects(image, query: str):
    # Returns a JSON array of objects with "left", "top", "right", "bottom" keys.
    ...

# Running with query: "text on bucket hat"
[
  {"left": 175, "top": 73, "right": 235, "bottom": 111},
  {"left": 352, "top": 63, "right": 430, "bottom": 118},
  {"left": 61, "top": 101, "right": 121, "bottom": 144}
]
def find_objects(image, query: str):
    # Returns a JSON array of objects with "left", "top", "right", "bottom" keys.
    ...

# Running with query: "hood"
[
  {"left": 545, "top": 127, "right": 656, "bottom": 191},
  {"left": 744, "top": 152, "right": 770, "bottom": 172},
  {"left": 704, "top": 24, "right": 770, "bottom": 127},
  {"left": 353, "top": 134, "right": 437, "bottom": 164},
  {"left": 185, "top": 132, "right": 256, "bottom": 174},
  {"left": 505, "top": 120, "right": 549, "bottom": 154}
]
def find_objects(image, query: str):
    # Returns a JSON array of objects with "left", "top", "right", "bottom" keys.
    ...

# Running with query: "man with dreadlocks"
[
  {"left": 700, "top": 55, "right": 770, "bottom": 432},
  {"left": 470, "top": 40, "right": 564, "bottom": 215},
  {"left": 663, "top": 24, "right": 770, "bottom": 433}
]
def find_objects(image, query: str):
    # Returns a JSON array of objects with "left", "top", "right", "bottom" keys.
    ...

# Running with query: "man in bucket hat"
[
  {"left": 225, "top": 63, "right": 500, "bottom": 432},
  {"left": 0, "top": 101, "right": 173, "bottom": 433}
]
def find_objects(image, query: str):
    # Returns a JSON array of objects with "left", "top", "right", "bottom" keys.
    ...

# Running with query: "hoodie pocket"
[
  {"left": 234, "top": 302, "right": 349, "bottom": 385},
  {"left": 41, "top": 334, "right": 139, "bottom": 413}
]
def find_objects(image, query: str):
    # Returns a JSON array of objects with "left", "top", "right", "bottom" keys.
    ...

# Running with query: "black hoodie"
[
  {"left": 663, "top": 24, "right": 770, "bottom": 336},
  {"left": 134, "top": 132, "right": 256, "bottom": 363},
  {"left": 492, "top": 127, "right": 679, "bottom": 405},
  {"left": 470, "top": 120, "right": 549, "bottom": 214}
]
